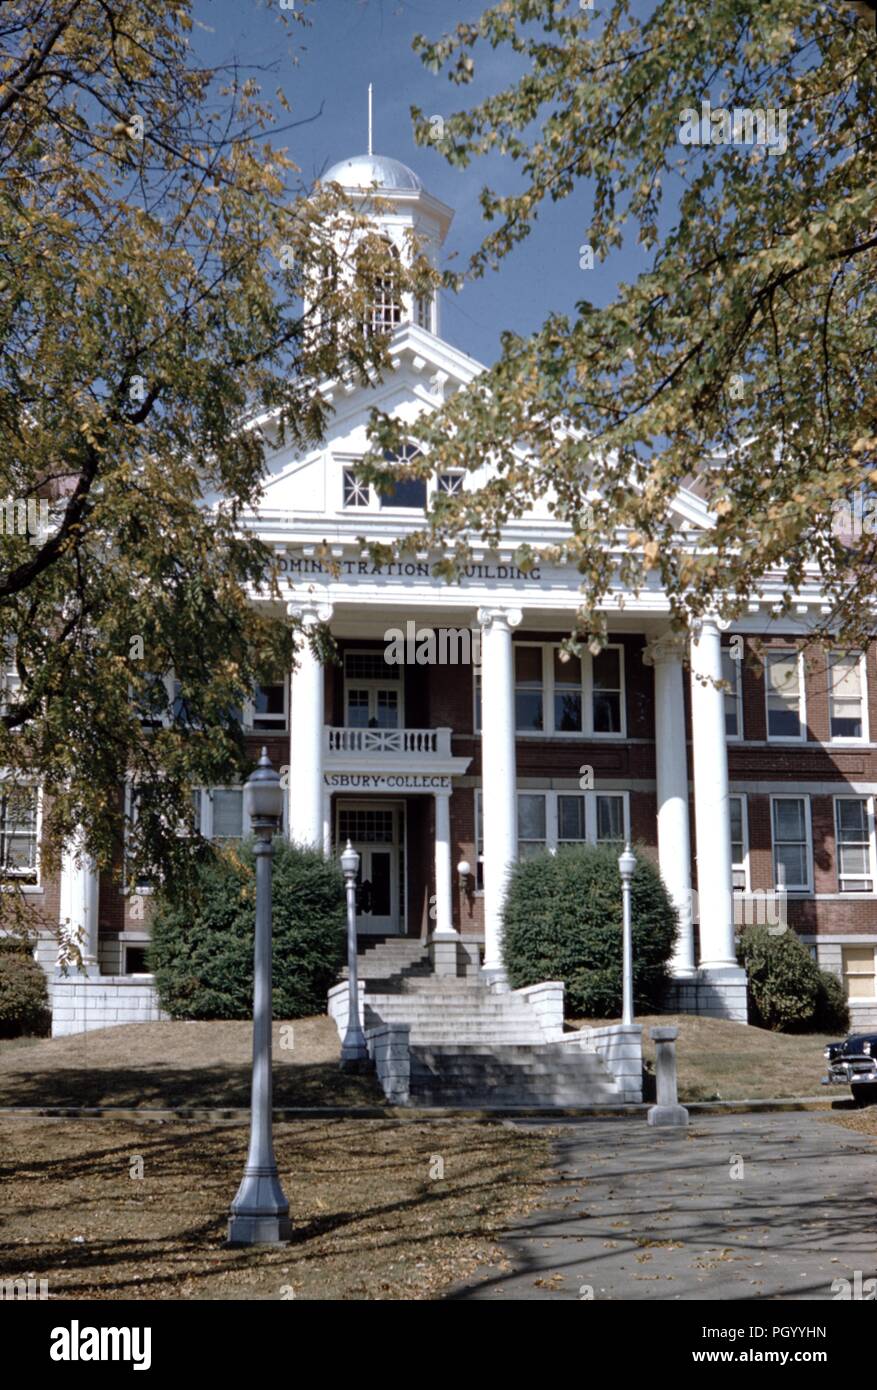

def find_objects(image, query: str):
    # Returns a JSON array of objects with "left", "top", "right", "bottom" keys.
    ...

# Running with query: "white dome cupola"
[{"left": 312, "top": 101, "right": 453, "bottom": 339}]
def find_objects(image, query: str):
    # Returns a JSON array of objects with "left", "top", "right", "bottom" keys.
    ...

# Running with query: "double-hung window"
[
  {"left": 842, "top": 946, "right": 877, "bottom": 1000},
  {"left": 829, "top": 653, "right": 866, "bottom": 741},
  {"left": 766, "top": 650, "right": 804, "bottom": 740},
  {"left": 501, "top": 642, "right": 624, "bottom": 737},
  {"left": 771, "top": 796, "right": 811, "bottom": 892},
  {"left": 0, "top": 782, "right": 39, "bottom": 884},
  {"left": 834, "top": 796, "right": 874, "bottom": 892},
  {"left": 722, "top": 649, "right": 743, "bottom": 740},
  {"left": 729, "top": 794, "right": 749, "bottom": 891}
]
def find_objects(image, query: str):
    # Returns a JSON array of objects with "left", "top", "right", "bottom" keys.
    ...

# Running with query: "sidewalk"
[{"left": 449, "top": 1110, "right": 877, "bottom": 1300}]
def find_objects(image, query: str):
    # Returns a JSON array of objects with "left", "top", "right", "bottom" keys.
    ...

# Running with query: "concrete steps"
[
  {"left": 332, "top": 936, "right": 623, "bottom": 1107},
  {"left": 408, "top": 1043, "right": 619, "bottom": 1106}
]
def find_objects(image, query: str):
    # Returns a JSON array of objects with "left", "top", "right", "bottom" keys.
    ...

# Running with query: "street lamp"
[
  {"left": 227, "top": 748, "right": 292, "bottom": 1245},
  {"left": 340, "top": 839, "right": 369, "bottom": 1068},
  {"left": 618, "top": 842, "right": 636, "bottom": 1028}
]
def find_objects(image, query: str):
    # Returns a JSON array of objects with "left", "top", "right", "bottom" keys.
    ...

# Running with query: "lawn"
[
  {"left": 570, "top": 1013, "right": 837, "bottom": 1102},
  {"left": 0, "top": 1018, "right": 383, "bottom": 1109},
  {"left": 0, "top": 1115, "right": 550, "bottom": 1299}
]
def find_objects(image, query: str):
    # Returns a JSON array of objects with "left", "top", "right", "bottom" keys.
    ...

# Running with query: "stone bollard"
[{"left": 647, "top": 1026, "right": 689, "bottom": 1128}]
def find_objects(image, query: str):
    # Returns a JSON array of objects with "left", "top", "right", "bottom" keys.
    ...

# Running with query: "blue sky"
[{"left": 191, "top": 0, "right": 647, "bottom": 366}]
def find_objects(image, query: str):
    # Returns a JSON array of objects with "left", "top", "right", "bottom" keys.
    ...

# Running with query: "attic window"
[{"left": 378, "top": 445, "right": 426, "bottom": 510}]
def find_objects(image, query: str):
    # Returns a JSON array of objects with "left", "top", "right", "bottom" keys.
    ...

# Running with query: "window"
[
  {"left": 594, "top": 793, "right": 625, "bottom": 844},
  {"left": 557, "top": 794, "right": 587, "bottom": 846},
  {"left": 829, "top": 653, "right": 865, "bottom": 740},
  {"left": 0, "top": 783, "right": 39, "bottom": 883},
  {"left": 0, "top": 637, "right": 21, "bottom": 715},
  {"left": 124, "top": 946, "right": 150, "bottom": 976},
  {"left": 766, "top": 649, "right": 804, "bottom": 740},
  {"left": 378, "top": 445, "right": 426, "bottom": 510},
  {"left": 722, "top": 649, "right": 743, "bottom": 739},
  {"left": 416, "top": 293, "right": 434, "bottom": 332},
  {"left": 343, "top": 468, "right": 369, "bottom": 508},
  {"left": 592, "top": 647, "right": 623, "bottom": 734},
  {"left": 771, "top": 796, "right": 811, "bottom": 891},
  {"left": 248, "top": 682, "right": 287, "bottom": 732},
  {"left": 514, "top": 646, "right": 544, "bottom": 732},
  {"left": 553, "top": 650, "right": 583, "bottom": 733},
  {"left": 437, "top": 472, "right": 464, "bottom": 495},
  {"left": 343, "top": 650, "right": 401, "bottom": 729},
  {"left": 135, "top": 673, "right": 170, "bottom": 728},
  {"left": 485, "top": 642, "right": 625, "bottom": 738},
  {"left": 517, "top": 794, "right": 547, "bottom": 858},
  {"left": 729, "top": 794, "right": 749, "bottom": 890},
  {"left": 212, "top": 789, "right": 244, "bottom": 842},
  {"left": 835, "top": 797, "right": 874, "bottom": 892},
  {"left": 359, "top": 238, "right": 402, "bottom": 335},
  {"left": 842, "top": 946, "right": 876, "bottom": 1000}
]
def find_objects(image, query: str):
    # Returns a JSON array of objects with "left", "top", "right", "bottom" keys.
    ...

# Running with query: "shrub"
[
  {"left": 501, "top": 842, "right": 677, "bottom": 1017},
  {"left": 813, "top": 968, "right": 850, "bottom": 1035},
  {"left": 737, "top": 926, "right": 849, "bottom": 1033},
  {"left": 0, "top": 939, "right": 51, "bottom": 1037},
  {"left": 148, "top": 838, "right": 346, "bottom": 1020}
]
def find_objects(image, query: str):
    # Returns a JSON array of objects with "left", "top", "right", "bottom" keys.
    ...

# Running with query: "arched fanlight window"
[
  {"left": 379, "top": 443, "right": 426, "bottom": 509},
  {"left": 357, "top": 236, "right": 402, "bottom": 336}
]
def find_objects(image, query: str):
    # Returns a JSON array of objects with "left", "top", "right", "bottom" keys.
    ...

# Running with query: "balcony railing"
[{"left": 325, "top": 727, "right": 452, "bottom": 757}]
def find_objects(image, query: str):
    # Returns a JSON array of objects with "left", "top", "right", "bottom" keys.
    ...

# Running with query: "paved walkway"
[{"left": 451, "top": 1111, "right": 877, "bottom": 1300}]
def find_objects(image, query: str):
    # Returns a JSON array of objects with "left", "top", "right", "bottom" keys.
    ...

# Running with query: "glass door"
[{"left": 336, "top": 802, "right": 401, "bottom": 934}]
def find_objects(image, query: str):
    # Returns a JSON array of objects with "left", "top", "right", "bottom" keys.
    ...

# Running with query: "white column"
[
  {"left": 477, "top": 606, "right": 522, "bottom": 981},
  {"left": 59, "top": 833, "right": 100, "bottom": 974},
  {"left": 689, "top": 617, "right": 736, "bottom": 969},
  {"left": 432, "top": 790, "right": 455, "bottom": 938},
  {"left": 644, "top": 633, "right": 695, "bottom": 976},
  {"left": 287, "top": 602, "right": 332, "bottom": 849}
]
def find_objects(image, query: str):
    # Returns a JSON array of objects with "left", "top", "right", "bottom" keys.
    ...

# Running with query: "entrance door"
[{"left": 336, "top": 801, "right": 402, "bottom": 935}]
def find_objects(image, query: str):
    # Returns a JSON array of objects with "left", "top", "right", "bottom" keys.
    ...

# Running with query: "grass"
[
  {"left": 0, "top": 1018, "right": 384, "bottom": 1109},
  {"left": 570, "top": 1013, "right": 837, "bottom": 1102},
  {"left": 0, "top": 1115, "right": 550, "bottom": 1299}
]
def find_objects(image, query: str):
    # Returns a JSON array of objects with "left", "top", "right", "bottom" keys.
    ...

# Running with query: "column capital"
[
  {"left": 477, "top": 606, "right": 522, "bottom": 631},
  {"left": 287, "top": 601, "right": 333, "bottom": 628},
  {"left": 692, "top": 612, "right": 731, "bottom": 639},
  {"left": 642, "top": 631, "right": 688, "bottom": 668}
]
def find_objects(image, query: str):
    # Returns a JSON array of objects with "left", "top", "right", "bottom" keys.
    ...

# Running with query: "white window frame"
[
  {"left": 765, "top": 648, "right": 806, "bottom": 743},
  {"left": 0, "top": 778, "right": 42, "bottom": 890},
  {"left": 341, "top": 465, "right": 370, "bottom": 510},
  {"left": 510, "top": 641, "right": 626, "bottom": 739},
  {"left": 770, "top": 794, "right": 812, "bottom": 893},
  {"left": 722, "top": 647, "right": 744, "bottom": 742},
  {"left": 474, "top": 788, "right": 632, "bottom": 893},
  {"left": 828, "top": 651, "right": 869, "bottom": 745},
  {"left": 729, "top": 792, "right": 750, "bottom": 892},
  {"left": 343, "top": 649, "right": 404, "bottom": 729},
  {"left": 244, "top": 680, "right": 288, "bottom": 733},
  {"left": 842, "top": 944, "right": 877, "bottom": 1001},
  {"left": 833, "top": 795, "right": 876, "bottom": 894}
]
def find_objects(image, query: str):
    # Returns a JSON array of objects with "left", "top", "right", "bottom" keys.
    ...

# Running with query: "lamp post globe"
[{"left": 340, "top": 840, "right": 369, "bottom": 1068}]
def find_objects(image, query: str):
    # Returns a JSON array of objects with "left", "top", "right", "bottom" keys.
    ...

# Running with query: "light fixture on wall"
[{"left": 457, "top": 858, "right": 471, "bottom": 886}]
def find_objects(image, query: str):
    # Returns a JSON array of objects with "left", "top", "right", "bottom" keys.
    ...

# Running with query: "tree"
[
  {"left": 365, "top": 1, "right": 877, "bottom": 647},
  {"left": 0, "top": 0, "right": 428, "bottom": 918}
]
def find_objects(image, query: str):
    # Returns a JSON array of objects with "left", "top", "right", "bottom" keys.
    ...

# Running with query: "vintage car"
[{"left": 823, "top": 1033, "right": 877, "bottom": 1104}]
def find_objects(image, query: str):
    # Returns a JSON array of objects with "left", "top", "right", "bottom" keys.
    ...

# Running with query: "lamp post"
[
  {"left": 618, "top": 842, "right": 636, "bottom": 1027},
  {"left": 340, "top": 839, "right": 369, "bottom": 1068},
  {"left": 227, "top": 749, "right": 292, "bottom": 1245}
]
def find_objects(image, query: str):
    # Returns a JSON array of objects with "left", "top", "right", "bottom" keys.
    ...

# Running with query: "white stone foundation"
[
  {"left": 664, "top": 966, "right": 748, "bottom": 1022},
  {"left": 50, "top": 975, "right": 167, "bottom": 1036}
]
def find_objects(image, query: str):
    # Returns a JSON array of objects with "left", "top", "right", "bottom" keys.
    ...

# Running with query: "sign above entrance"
[
  {"left": 324, "top": 773, "right": 451, "bottom": 791},
  {"left": 281, "top": 556, "right": 542, "bottom": 583}
]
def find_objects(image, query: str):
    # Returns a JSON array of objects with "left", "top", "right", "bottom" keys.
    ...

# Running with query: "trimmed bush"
[
  {"left": 813, "top": 967, "right": 850, "bottom": 1035},
  {"left": 501, "top": 842, "right": 677, "bottom": 1017},
  {"left": 0, "top": 939, "right": 51, "bottom": 1038},
  {"left": 148, "top": 838, "right": 346, "bottom": 1020},
  {"left": 737, "top": 926, "right": 849, "bottom": 1033}
]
